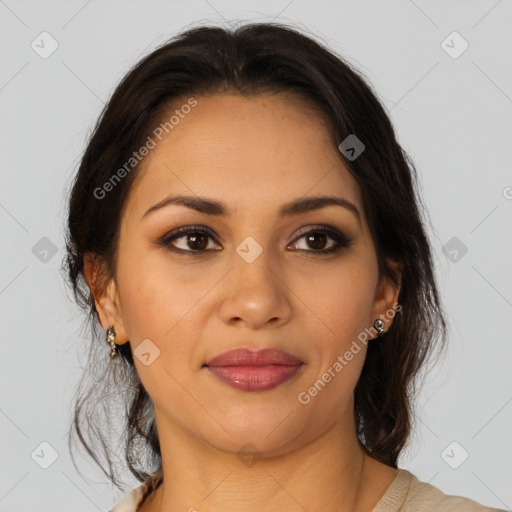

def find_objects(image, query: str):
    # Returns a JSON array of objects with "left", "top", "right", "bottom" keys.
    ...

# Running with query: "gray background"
[{"left": 1, "top": 1, "right": 511, "bottom": 511}]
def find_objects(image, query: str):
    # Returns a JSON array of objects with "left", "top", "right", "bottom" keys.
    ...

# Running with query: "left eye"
[
  {"left": 158, "top": 226, "right": 352, "bottom": 255},
  {"left": 289, "top": 227, "right": 352, "bottom": 254}
]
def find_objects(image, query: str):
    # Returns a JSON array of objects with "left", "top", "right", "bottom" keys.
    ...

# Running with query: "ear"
[
  {"left": 371, "top": 258, "right": 402, "bottom": 334},
  {"left": 83, "top": 253, "right": 130, "bottom": 345}
]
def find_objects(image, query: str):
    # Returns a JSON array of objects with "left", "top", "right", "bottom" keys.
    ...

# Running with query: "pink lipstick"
[{"left": 204, "top": 348, "right": 304, "bottom": 391}]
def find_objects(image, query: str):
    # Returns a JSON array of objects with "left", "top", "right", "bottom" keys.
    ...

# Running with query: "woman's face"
[{"left": 92, "top": 93, "right": 400, "bottom": 456}]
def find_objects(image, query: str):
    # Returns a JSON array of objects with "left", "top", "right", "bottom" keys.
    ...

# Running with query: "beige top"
[{"left": 109, "top": 468, "right": 506, "bottom": 512}]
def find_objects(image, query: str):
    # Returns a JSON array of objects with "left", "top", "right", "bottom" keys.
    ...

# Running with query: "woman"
[{"left": 64, "top": 22, "right": 505, "bottom": 512}]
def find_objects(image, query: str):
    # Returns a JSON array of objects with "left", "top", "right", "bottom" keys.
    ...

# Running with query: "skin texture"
[{"left": 85, "top": 93, "right": 402, "bottom": 512}]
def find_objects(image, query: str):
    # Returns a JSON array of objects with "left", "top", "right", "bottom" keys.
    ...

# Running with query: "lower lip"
[{"left": 206, "top": 364, "right": 304, "bottom": 391}]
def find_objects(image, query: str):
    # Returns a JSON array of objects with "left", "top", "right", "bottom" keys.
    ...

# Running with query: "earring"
[
  {"left": 373, "top": 318, "right": 385, "bottom": 338},
  {"left": 106, "top": 325, "right": 118, "bottom": 359}
]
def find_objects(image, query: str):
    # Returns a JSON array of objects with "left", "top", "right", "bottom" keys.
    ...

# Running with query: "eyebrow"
[{"left": 142, "top": 194, "right": 361, "bottom": 224}]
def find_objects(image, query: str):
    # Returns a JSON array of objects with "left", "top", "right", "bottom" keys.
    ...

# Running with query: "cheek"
[
  {"left": 291, "top": 263, "right": 374, "bottom": 401},
  {"left": 116, "top": 243, "right": 205, "bottom": 337},
  {"left": 115, "top": 249, "right": 218, "bottom": 384},
  {"left": 292, "top": 264, "right": 376, "bottom": 342},
  {"left": 116, "top": 258, "right": 200, "bottom": 394},
  {"left": 115, "top": 266, "right": 168, "bottom": 339}
]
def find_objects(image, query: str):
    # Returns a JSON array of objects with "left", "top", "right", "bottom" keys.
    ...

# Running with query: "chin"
[
  {"left": 194, "top": 408, "right": 315, "bottom": 461},
  {"left": 205, "top": 431, "right": 300, "bottom": 462}
]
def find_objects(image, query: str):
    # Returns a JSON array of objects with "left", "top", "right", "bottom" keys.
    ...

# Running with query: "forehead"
[{"left": 124, "top": 93, "right": 362, "bottom": 219}]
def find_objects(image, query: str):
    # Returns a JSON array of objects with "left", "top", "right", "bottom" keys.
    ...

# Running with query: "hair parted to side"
[{"left": 63, "top": 20, "right": 447, "bottom": 502}]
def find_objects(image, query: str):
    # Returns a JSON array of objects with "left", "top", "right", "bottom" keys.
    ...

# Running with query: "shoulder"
[
  {"left": 110, "top": 484, "right": 145, "bottom": 512},
  {"left": 110, "top": 471, "right": 162, "bottom": 512},
  {"left": 373, "top": 469, "right": 506, "bottom": 512}
]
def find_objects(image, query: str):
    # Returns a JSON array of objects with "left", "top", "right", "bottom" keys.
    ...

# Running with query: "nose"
[{"left": 218, "top": 245, "right": 293, "bottom": 330}]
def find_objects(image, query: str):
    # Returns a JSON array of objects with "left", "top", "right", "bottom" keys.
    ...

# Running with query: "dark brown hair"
[{"left": 63, "top": 21, "right": 447, "bottom": 508}]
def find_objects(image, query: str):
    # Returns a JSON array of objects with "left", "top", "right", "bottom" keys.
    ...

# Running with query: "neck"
[{"left": 139, "top": 410, "right": 397, "bottom": 512}]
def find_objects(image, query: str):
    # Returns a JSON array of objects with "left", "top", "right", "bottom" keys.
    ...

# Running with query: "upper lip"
[{"left": 204, "top": 348, "right": 303, "bottom": 367}]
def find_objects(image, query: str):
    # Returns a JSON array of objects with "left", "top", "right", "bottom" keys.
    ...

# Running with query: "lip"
[
  {"left": 205, "top": 348, "right": 303, "bottom": 367},
  {"left": 204, "top": 348, "right": 304, "bottom": 392}
]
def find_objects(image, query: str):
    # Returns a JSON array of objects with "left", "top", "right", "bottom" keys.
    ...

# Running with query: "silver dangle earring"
[
  {"left": 373, "top": 318, "right": 385, "bottom": 338},
  {"left": 106, "top": 325, "right": 118, "bottom": 359}
]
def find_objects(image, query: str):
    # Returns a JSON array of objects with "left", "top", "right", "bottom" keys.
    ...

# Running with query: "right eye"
[{"left": 157, "top": 226, "right": 222, "bottom": 254}]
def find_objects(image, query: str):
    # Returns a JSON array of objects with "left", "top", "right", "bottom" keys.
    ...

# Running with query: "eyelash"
[{"left": 157, "top": 225, "right": 353, "bottom": 256}]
